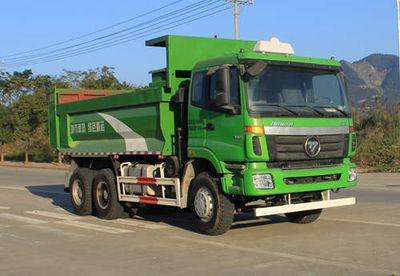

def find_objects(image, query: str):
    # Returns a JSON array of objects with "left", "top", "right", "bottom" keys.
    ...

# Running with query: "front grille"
[
  {"left": 266, "top": 134, "right": 349, "bottom": 161},
  {"left": 267, "top": 158, "right": 343, "bottom": 170},
  {"left": 284, "top": 174, "right": 341, "bottom": 185}
]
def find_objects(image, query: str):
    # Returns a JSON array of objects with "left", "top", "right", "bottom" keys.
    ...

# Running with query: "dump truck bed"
[{"left": 49, "top": 87, "right": 176, "bottom": 157}]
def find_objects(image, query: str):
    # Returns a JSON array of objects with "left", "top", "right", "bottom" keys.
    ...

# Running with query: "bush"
[{"left": 353, "top": 103, "right": 400, "bottom": 172}]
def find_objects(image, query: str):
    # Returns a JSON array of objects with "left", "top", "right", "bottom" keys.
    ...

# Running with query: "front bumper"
[
  {"left": 226, "top": 162, "right": 357, "bottom": 196},
  {"left": 254, "top": 196, "right": 356, "bottom": 217}
]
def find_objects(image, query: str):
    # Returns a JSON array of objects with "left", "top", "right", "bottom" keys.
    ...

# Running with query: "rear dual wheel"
[
  {"left": 92, "top": 168, "right": 137, "bottom": 219},
  {"left": 69, "top": 168, "right": 93, "bottom": 216}
]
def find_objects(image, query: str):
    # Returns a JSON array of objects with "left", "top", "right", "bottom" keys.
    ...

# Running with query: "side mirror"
[{"left": 215, "top": 67, "right": 230, "bottom": 107}]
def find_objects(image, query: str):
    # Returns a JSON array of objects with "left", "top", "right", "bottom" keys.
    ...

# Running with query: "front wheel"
[
  {"left": 190, "top": 172, "right": 234, "bottom": 235},
  {"left": 285, "top": 209, "right": 322, "bottom": 224}
]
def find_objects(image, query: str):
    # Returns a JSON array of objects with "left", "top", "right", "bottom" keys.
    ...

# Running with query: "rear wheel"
[
  {"left": 190, "top": 172, "right": 234, "bottom": 235},
  {"left": 92, "top": 168, "right": 128, "bottom": 219},
  {"left": 69, "top": 168, "right": 93, "bottom": 216},
  {"left": 285, "top": 209, "right": 322, "bottom": 224}
]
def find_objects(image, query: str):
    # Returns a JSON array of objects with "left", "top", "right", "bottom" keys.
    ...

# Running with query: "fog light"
[
  {"left": 252, "top": 174, "right": 274, "bottom": 189},
  {"left": 348, "top": 169, "right": 357, "bottom": 182}
]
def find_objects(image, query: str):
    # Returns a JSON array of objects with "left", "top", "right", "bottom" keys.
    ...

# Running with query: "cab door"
[{"left": 187, "top": 67, "right": 245, "bottom": 162}]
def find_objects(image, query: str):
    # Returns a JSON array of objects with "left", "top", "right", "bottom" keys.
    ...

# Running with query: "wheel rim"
[
  {"left": 71, "top": 179, "right": 83, "bottom": 206},
  {"left": 96, "top": 181, "right": 110, "bottom": 209},
  {"left": 194, "top": 186, "right": 214, "bottom": 222}
]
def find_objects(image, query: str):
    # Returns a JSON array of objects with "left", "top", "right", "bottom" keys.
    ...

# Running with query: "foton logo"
[{"left": 305, "top": 137, "right": 321, "bottom": 158}]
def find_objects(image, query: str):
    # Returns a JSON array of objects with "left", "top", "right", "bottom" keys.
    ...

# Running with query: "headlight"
[
  {"left": 252, "top": 174, "right": 274, "bottom": 189},
  {"left": 348, "top": 169, "right": 357, "bottom": 182}
]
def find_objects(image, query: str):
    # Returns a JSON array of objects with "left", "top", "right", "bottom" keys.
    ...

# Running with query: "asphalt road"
[{"left": 0, "top": 166, "right": 399, "bottom": 276}]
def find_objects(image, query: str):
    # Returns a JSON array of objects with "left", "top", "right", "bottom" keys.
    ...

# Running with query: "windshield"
[{"left": 244, "top": 65, "right": 350, "bottom": 118}]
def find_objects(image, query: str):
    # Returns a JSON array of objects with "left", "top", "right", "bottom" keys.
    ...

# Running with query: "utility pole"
[{"left": 227, "top": 0, "right": 254, "bottom": 40}]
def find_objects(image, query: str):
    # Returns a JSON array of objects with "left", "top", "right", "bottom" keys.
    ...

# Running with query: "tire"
[
  {"left": 92, "top": 168, "right": 128, "bottom": 220},
  {"left": 190, "top": 172, "right": 234, "bottom": 235},
  {"left": 123, "top": 202, "right": 139, "bottom": 217},
  {"left": 69, "top": 168, "right": 93, "bottom": 216},
  {"left": 285, "top": 209, "right": 322, "bottom": 224}
]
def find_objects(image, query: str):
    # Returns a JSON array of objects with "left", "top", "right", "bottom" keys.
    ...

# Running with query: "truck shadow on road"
[
  {"left": 133, "top": 208, "right": 289, "bottom": 233},
  {"left": 25, "top": 184, "right": 75, "bottom": 212},
  {"left": 25, "top": 184, "right": 290, "bottom": 234}
]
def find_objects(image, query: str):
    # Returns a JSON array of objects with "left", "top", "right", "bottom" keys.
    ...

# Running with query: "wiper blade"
[
  {"left": 265, "top": 104, "right": 300, "bottom": 116},
  {"left": 286, "top": 105, "right": 326, "bottom": 117}
]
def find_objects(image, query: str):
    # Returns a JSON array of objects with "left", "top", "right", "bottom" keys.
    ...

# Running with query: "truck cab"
[{"left": 187, "top": 48, "right": 357, "bottom": 198}]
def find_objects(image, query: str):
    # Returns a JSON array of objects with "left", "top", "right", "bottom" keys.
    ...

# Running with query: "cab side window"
[
  {"left": 191, "top": 71, "right": 207, "bottom": 107},
  {"left": 191, "top": 67, "right": 240, "bottom": 111},
  {"left": 209, "top": 67, "right": 240, "bottom": 106}
]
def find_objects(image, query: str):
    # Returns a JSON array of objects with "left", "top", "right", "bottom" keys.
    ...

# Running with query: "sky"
[{"left": 0, "top": 0, "right": 398, "bottom": 85}]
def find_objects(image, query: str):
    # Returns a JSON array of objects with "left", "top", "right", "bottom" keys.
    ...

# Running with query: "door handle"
[{"left": 206, "top": 123, "right": 215, "bottom": 131}]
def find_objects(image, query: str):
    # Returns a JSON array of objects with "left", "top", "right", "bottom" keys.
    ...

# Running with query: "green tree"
[
  {"left": 12, "top": 95, "right": 37, "bottom": 163},
  {"left": 0, "top": 104, "right": 13, "bottom": 162},
  {"left": 12, "top": 74, "right": 51, "bottom": 163},
  {"left": 80, "top": 66, "right": 136, "bottom": 89},
  {"left": 31, "top": 75, "right": 58, "bottom": 162},
  {"left": 0, "top": 69, "right": 34, "bottom": 106}
]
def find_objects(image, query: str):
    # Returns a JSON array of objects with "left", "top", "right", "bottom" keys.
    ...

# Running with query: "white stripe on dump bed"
[
  {"left": 98, "top": 112, "right": 148, "bottom": 151},
  {"left": 264, "top": 126, "right": 349, "bottom": 136}
]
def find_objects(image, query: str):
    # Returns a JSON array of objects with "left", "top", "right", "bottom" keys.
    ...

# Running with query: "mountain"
[{"left": 340, "top": 54, "right": 400, "bottom": 106}]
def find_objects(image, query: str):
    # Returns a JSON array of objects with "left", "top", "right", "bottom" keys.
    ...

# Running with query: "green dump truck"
[{"left": 49, "top": 35, "right": 357, "bottom": 235}]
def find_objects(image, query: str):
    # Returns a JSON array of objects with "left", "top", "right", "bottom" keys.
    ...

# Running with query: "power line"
[
  {"left": 4, "top": 0, "right": 219, "bottom": 64},
  {"left": 4, "top": 1, "right": 227, "bottom": 68},
  {"left": 6, "top": 4, "right": 230, "bottom": 68},
  {"left": 0, "top": 0, "right": 183, "bottom": 59},
  {"left": 6, "top": 0, "right": 224, "bottom": 67}
]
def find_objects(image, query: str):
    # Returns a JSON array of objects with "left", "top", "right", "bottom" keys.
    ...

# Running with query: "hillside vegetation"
[{"left": 353, "top": 103, "right": 400, "bottom": 171}]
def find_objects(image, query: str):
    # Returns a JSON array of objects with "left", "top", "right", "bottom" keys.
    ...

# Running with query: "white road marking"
[
  {"left": 0, "top": 213, "right": 48, "bottom": 225},
  {"left": 55, "top": 220, "right": 133, "bottom": 234},
  {"left": 0, "top": 231, "right": 40, "bottom": 245},
  {"left": 0, "top": 185, "right": 25, "bottom": 191},
  {"left": 0, "top": 185, "right": 67, "bottom": 195},
  {"left": 25, "top": 210, "right": 80, "bottom": 221},
  {"left": 28, "top": 224, "right": 86, "bottom": 238},
  {"left": 321, "top": 217, "right": 400, "bottom": 228},
  {"left": 0, "top": 206, "right": 10, "bottom": 210},
  {"left": 106, "top": 218, "right": 170, "bottom": 230},
  {"left": 170, "top": 236, "right": 397, "bottom": 275}
]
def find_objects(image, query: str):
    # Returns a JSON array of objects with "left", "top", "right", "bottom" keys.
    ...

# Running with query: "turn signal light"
[{"left": 244, "top": 126, "right": 264, "bottom": 134}]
